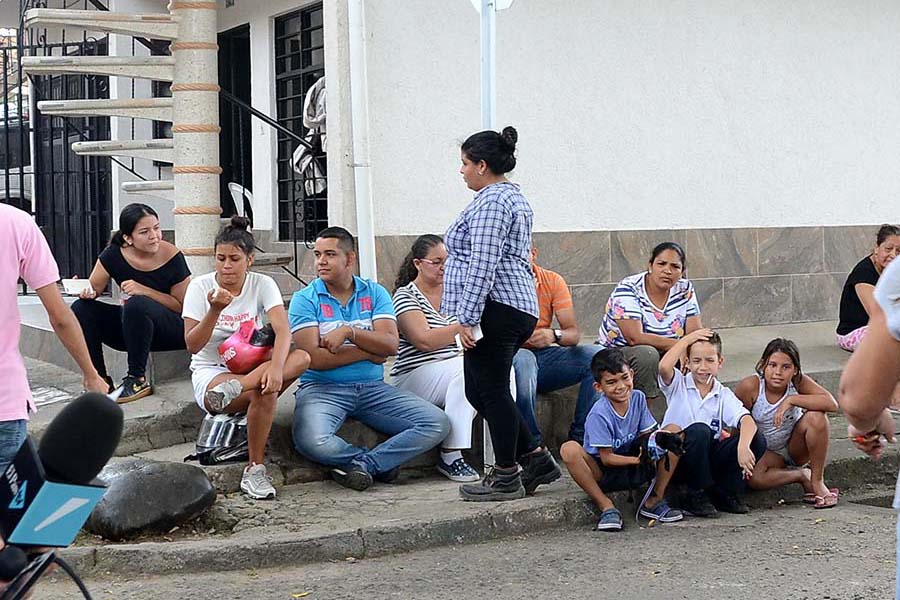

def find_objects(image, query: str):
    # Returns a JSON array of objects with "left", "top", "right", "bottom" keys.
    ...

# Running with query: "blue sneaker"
[
  {"left": 639, "top": 500, "right": 684, "bottom": 523},
  {"left": 437, "top": 457, "right": 480, "bottom": 482},
  {"left": 596, "top": 508, "right": 623, "bottom": 531}
]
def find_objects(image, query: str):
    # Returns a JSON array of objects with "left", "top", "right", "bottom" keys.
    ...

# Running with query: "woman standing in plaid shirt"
[{"left": 443, "top": 126, "right": 561, "bottom": 502}]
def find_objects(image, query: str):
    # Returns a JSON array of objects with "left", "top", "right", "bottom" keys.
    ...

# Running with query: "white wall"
[{"left": 363, "top": 0, "right": 900, "bottom": 236}]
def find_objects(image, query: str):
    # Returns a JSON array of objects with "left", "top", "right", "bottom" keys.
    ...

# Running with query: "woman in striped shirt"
[
  {"left": 597, "top": 242, "right": 703, "bottom": 412},
  {"left": 391, "top": 234, "right": 480, "bottom": 482}
]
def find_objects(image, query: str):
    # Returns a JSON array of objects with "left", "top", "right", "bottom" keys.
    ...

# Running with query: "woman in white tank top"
[{"left": 734, "top": 338, "right": 839, "bottom": 509}]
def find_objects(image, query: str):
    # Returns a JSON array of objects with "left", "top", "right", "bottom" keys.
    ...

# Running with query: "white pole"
[
  {"left": 347, "top": 0, "right": 377, "bottom": 280},
  {"left": 479, "top": 0, "right": 496, "bottom": 468},
  {"left": 480, "top": 0, "right": 496, "bottom": 130}
]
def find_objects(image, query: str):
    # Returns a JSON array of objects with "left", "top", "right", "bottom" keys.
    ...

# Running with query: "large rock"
[{"left": 86, "top": 459, "right": 217, "bottom": 541}]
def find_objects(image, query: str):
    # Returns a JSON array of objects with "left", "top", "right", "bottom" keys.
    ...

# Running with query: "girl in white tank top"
[
  {"left": 751, "top": 374, "right": 802, "bottom": 452},
  {"left": 734, "top": 338, "right": 839, "bottom": 508}
]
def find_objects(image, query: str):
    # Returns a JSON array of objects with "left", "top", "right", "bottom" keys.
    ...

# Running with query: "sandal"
[
  {"left": 814, "top": 491, "right": 839, "bottom": 509},
  {"left": 803, "top": 487, "right": 838, "bottom": 505}
]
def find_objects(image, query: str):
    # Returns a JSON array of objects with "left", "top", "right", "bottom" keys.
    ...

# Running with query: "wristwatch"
[{"left": 553, "top": 329, "right": 563, "bottom": 343}]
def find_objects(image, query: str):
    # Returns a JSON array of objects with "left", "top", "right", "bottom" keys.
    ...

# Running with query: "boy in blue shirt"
[
  {"left": 289, "top": 227, "right": 449, "bottom": 491},
  {"left": 560, "top": 348, "right": 684, "bottom": 531}
]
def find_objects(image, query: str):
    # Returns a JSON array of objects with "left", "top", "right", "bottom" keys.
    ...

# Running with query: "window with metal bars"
[{"left": 274, "top": 3, "right": 326, "bottom": 243}]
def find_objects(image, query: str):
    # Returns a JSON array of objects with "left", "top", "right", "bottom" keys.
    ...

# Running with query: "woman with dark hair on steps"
[
  {"left": 72, "top": 203, "right": 191, "bottom": 403},
  {"left": 183, "top": 215, "right": 309, "bottom": 500}
]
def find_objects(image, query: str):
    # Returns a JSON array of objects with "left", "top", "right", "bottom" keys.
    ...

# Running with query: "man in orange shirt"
[{"left": 513, "top": 247, "right": 600, "bottom": 446}]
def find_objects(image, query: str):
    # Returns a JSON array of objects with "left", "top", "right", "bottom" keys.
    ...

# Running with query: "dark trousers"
[
  {"left": 674, "top": 422, "right": 767, "bottom": 495},
  {"left": 463, "top": 300, "right": 538, "bottom": 468},
  {"left": 72, "top": 296, "right": 186, "bottom": 379}
]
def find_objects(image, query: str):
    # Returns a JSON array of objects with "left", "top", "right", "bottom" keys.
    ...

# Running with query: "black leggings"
[
  {"left": 72, "top": 296, "right": 186, "bottom": 380},
  {"left": 463, "top": 300, "right": 538, "bottom": 468}
]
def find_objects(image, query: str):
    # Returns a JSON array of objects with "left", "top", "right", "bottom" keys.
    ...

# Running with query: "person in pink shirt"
[{"left": 0, "top": 203, "right": 107, "bottom": 469}]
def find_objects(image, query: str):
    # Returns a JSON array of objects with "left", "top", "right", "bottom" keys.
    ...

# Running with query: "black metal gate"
[{"left": 2, "top": 5, "right": 113, "bottom": 279}]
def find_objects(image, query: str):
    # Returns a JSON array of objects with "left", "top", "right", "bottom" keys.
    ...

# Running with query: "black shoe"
[
  {"left": 459, "top": 467, "right": 525, "bottom": 502},
  {"left": 331, "top": 463, "right": 373, "bottom": 491},
  {"left": 711, "top": 489, "right": 750, "bottom": 514},
  {"left": 101, "top": 375, "right": 114, "bottom": 395},
  {"left": 374, "top": 467, "right": 400, "bottom": 484},
  {"left": 116, "top": 375, "right": 152, "bottom": 404},
  {"left": 519, "top": 448, "right": 562, "bottom": 495},
  {"left": 681, "top": 489, "right": 719, "bottom": 518}
]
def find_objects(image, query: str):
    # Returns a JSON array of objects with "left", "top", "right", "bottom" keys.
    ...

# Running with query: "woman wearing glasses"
[{"left": 391, "top": 234, "right": 481, "bottom": 482}]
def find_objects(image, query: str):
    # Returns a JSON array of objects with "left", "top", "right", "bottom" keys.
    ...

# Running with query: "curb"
[
  {"left": 61, "top": 448, "right": 900, "bottom": 577},
  {"left": 63, "top": 489, "right": 596, "bottom": 576}
]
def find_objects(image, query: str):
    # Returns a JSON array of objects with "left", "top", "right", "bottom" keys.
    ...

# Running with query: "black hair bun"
[
  {"left": 500, "top": 126, "right": 518, "bottom": 151},
  {"left": 229, "top": 215, "right": 251, "bottom": 231}
]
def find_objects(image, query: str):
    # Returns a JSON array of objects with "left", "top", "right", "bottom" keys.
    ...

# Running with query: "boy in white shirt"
[{"left": 658, "top": 329, "right": 767, "bottom": 517}]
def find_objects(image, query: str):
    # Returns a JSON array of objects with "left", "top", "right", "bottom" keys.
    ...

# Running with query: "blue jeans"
[
  {"left": 513, "top": 345, "right": 600, "bottom": 446},
  {"left": 292, "top": 380, "right": 450, "bottom": 475},
  {"left": 0, "top": 420, "right": 27, "bottom": 472}
]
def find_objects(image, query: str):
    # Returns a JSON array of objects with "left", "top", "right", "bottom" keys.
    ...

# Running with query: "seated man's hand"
[
  {"left": 526, "top": 328, "right": 555, "bottom": 349},
  {"left": 320, "top": 325, "right": 351, "bottom": 353}
]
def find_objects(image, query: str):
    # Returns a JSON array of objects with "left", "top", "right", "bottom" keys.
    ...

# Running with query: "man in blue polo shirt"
[{"left": 289, "top": 226, "right": 449, "bottom": 491}]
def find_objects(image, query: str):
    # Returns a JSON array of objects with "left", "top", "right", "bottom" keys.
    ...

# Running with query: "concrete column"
[{"left": 169, "top": 0, "right": 220, "bottom": 275}]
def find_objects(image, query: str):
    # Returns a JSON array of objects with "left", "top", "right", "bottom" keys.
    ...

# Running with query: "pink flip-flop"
[{"left": 804, "top": 488, "right": 838, "bottom": 505}]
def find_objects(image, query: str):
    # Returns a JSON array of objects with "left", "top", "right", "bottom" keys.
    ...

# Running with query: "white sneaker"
[
  {"left": 205, "top": 379, "right": 243, "bottom": 413},
  {"left": 240, "top": 463, "right": 276, "bottom": 500}
]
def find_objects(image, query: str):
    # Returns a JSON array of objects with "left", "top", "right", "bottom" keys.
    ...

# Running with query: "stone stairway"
[
  {"left": 73, "top": 139, "right": 174, "bottom": 163},
  {"left": 37, "top": 97, "right": 174, "bottom": 121},
  {"left": 21, "top": 55, "right": 175, "bottom": 80},
  {"left": 22, "top": 1, "right": 294, "bottom": 273},
  {"left": 23, "top": 8, "right": 179, "bottom": 39}
]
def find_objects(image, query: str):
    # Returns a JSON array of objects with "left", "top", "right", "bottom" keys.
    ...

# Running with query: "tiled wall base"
[{"left": 373, "top": 225, "right": 882, "bottom": 335}]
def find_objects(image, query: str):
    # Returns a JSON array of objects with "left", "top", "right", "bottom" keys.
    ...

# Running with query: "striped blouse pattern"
[
  {"left": 597, "top": 272, "right": 701, "bottom": 347},
  {"left": 391, "top": 282, "right": 461, "bottom": 378}
]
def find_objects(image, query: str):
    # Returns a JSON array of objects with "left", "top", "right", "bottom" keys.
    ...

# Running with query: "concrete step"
[
  {"left": 38, "top": 98, "right": 173, "bottom": 121},
  {"left": 73, "top": 139, "right": 173, "bottom": 163},
  {"left": 24, "top": 8, "right": 178, "bottom": 40},
  {"left": 17, "top": 295, "right": 189, "bottom": 384},
  {"left": 122, "top": 179, "right": 174, "bottom": 201},
  {"left": 25, "top": 359, "right": 203, "bottom": 457},
  {"left": 251, "top": 252, "right": 293, "bottom": 268},
  {"left": 21, "top": 55, "right": 174, "bottom": 82}
]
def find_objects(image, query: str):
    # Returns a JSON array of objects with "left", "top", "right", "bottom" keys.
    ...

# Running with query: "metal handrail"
[{"left": 220, "top": 88, "right": 312, "bottom": 150}]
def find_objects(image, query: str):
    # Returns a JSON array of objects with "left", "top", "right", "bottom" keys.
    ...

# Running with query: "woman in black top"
[
  {"left": 836, "top": 224, "right": 900, "bottom": 351},
  {"left": 72, "top": 203, "right": 191, "bottom": 402}
]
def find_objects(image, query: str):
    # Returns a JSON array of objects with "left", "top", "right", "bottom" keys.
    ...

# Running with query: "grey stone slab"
[
  {"left": 684, "top": 228, "right": 757, "bottom": 279},
  {"left": 532, "top": 231, "right": 610, "bottom": 284},
  {"left": 824, "top": 224, "right": 881, "bottom": 274},
  {"left": 692, "top": 278, "right": 725, "bottom": 329},
  {"left": 570, "top": 283, "right": 615, "bottom": 340},
  {"left": 721, "top": 276, "right": 792, "bottom": 327},
  {"left": 791, "top": 272, "right": 844, "bottom": 323},
  {"left": 758, "top": 226, "right": 824, "bottom": 276},
  {"left": 609, "top": 229, "right": 688, "bottom": 281}
]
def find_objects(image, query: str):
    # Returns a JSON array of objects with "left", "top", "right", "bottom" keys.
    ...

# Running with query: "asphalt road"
[{"left": 35, "top": 501, "right": 897, "bottom": 600}]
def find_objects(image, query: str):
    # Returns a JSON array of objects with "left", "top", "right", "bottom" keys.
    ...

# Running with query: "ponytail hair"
[
  {"left": 215, "top": 215, "right": 255, "bottom": 257},
  {"left": 394, "top": 234, "right": 444, "bottom": 292},
  {"left": 109, "top": 203, "right": 158, "bottom": 247}
]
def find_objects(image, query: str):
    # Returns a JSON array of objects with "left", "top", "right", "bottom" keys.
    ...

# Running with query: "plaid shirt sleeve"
[{"left": 456, "top": 198, "right": 514, "bottom": 326}]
